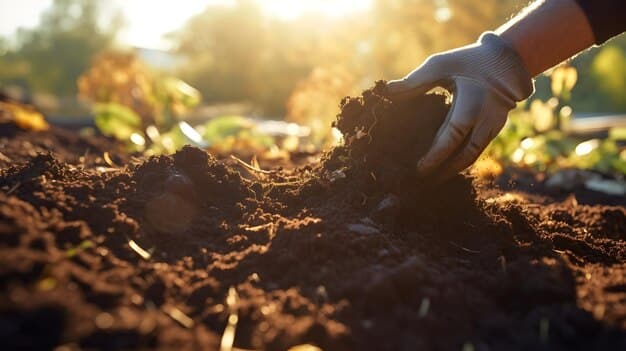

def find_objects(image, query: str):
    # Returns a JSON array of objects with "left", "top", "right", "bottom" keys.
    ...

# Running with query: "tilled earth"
[{"left": 1, "top": 85, "right": 625, "bottom": 350}]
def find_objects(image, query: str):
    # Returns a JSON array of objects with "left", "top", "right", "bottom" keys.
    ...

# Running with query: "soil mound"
[{"left": 0, "top": 121, "right": 128, "bottom": 169}]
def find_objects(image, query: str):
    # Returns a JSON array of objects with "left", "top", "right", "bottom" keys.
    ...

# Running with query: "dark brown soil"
[
  {"left": 0, "top": 121, "right": 129, "bottom": 169},
  {"left": 1, "top": 84, "right": 625, "bottom": 351}
]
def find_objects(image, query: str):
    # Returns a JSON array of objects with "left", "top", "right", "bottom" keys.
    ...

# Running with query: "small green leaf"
[
  {"left": 94, "top": 103, "right": 142, "bottom": 140},
  {"left": 164, "top": 77, "right": 202, "bottom": 108},
  {"left": 201, "top": 115, "right": 252, "bottom": 143}
]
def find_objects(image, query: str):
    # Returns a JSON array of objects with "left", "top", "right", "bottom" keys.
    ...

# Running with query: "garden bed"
[{"left": 1, "top": 85, "right": 625, "bottom": 350}]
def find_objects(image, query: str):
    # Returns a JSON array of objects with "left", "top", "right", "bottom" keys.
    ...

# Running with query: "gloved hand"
[{"left": 387, "top": 32, "right": 534, "bottom": 180}]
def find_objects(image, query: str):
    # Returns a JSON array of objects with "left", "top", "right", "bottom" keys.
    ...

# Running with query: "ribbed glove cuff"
[{"left": 478, "top": 32, "right": 535, "bottom": 102}]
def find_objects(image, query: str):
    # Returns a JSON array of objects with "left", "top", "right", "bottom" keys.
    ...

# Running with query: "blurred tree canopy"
[
  {"left": 0, "top": 0, "right": 120, "bottom": 98},
  {"left": 170, "top": 0, "right": 371, "bottom": 116},
  {"left": 371, "top": 0, "right": 523, "bottom": 77},
  {"left": 171, "top": 0, "right": 526, "bottom": 116}
]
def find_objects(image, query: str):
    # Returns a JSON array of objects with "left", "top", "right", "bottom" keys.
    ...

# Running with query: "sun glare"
[
  {"left": 1, "top": 1, "right": 375, "bottom": 51},
  {"left": 259, "top": 0, "right": 372, "bottom": 20},
  {"left": 113, "top": 0, "right": 372, "bottom": 50},
  {"left": 113, "top": 0, "right": 213, "bottom": 50}
]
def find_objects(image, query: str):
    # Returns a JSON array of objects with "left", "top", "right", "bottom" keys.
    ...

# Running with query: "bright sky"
[{"left": 0, "top": 0, "right": 372, "bottom": 50}]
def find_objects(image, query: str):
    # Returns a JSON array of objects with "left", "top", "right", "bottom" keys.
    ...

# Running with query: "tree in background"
[
  {"left": 372, "top": 0, "right": 524, "bottom": 78},
  {"left": 170, "top": 0, "right": 370, "bottom": 117},
  {"left": 171, "top": 0, "right": 525, "bottom": 117},
  {"left": 0, "top": 0, "right": 121, "bottom": 99}
]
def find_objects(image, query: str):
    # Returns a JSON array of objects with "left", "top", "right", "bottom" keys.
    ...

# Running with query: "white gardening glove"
[{"left": 387, "top": 32, "right": 534, "bottom": 180}]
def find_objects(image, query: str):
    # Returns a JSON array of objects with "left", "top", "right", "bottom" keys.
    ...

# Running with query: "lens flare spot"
[{"left": 575, "top": 139, "right": 600, "bottom": 156}]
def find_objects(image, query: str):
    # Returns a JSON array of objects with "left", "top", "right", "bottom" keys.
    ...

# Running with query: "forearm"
[{"left": 497, "top": 0, "right": 595, "bottom": 77}]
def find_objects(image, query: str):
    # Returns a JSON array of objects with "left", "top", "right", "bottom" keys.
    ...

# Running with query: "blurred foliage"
[
  {"left": 0, "top": 101, "right": 49, "bottom": 131},
  {"left": 1, "top": 0, "right": 625, "bottom": 119},
  {"left": 77, "top": 51, "right": 203, "bottom": 153},
  {"left": 170, "top": 0, "right": 369, "bottom": 117},
  {"left": 197, "top": 116, "right": 275, "bottom": 155},
  {"left": 78, "top": 52, "right": 157, "bottom": 123},
  {"left": 92, "top": 103, "right": 142, "bottom": 140},
  {"left": 77, "top": 51, "right": 201, "bottom": 129},
  {"left": 286, "top": 66, "right": 358, "bottom": 145},
  {"left": 484, "top": 66, "right": 626, "bottom": 176},
  {"left": 170, "top": 0, "right": 526, "bottom": 116},
  {"left": 534, "top": 35, "right": 626, "bottom": 113},
  {"left": 371, "top": 0, "right": 522, "bottom": 78},
  {"left": 77, "top": 51, "right": 279, "bottom": 155},
  {"left": 591, "top": 45, "right": 626, "bottom": 110},
  {"left": 0, "top": 0, "right": 121, "bottom": 97}
]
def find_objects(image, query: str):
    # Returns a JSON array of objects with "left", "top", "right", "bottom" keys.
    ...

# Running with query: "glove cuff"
[{"left": 478, "top": 32, "right": 535, "bottom": 102}]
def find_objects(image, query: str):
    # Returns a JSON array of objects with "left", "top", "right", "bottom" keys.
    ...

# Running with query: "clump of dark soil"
[
  {"left": 332, "top": 80, "right": 446, "bottom": 179},
  {"left": 1, "top": 84, "right": 625, "bottom": 350},
  {"left": 304, "top": 80, "right": 476, "bottom": 229}
]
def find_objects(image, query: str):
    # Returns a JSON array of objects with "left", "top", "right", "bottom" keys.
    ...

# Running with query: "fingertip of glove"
[{"left": 385, "top": 79, "right": 408, "bottom": 95}]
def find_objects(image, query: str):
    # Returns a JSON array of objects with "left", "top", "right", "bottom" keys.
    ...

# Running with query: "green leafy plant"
[
  {"left": 483, "top": 65, "right": 626, "bottom": 177},
  {"left": 78, "top": 51, "right": 204, "bottom": 153},
  {"left": 93, "top": 103, "right": 142, "bottom": 141},
  {"left": 78, "top": 52, "right": 286, "bottom": 156}
]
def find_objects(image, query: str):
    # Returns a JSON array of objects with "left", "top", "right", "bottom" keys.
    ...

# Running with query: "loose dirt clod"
[
  {"left": 333, "top": 80, "right": 447, "bottom": 174},
  {"left": 1, "top": 83, "right": 625, "bottom": 350}
]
